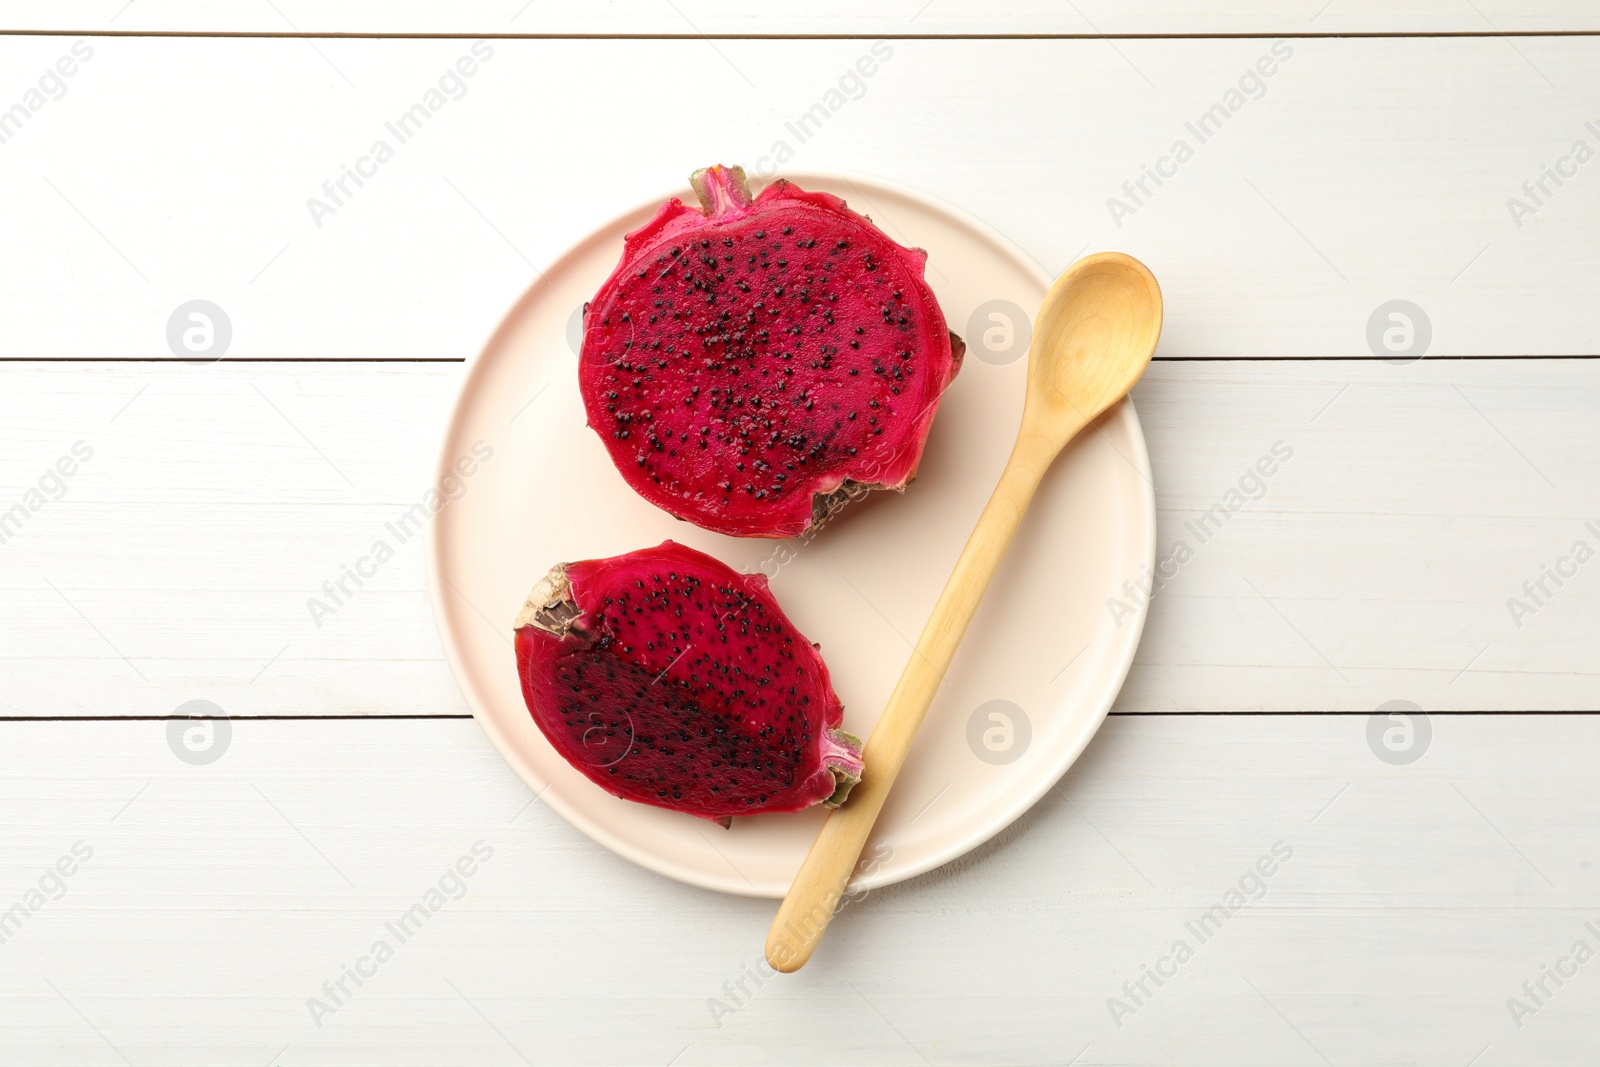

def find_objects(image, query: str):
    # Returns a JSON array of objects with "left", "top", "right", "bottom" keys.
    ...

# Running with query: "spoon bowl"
[{"left": 1026, "top": 252, "right": 1164, "bottom": 452}]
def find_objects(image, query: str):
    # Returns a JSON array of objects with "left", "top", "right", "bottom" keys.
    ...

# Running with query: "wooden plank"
[
  {"left": 0, "top": 713, "right": 1593, "bottom": 1064},
  {"left": 0, "top": 36, "right": 1594, "bottom": 359},
  {"left": 2, "top": 358, "right": 1595, "bottom": 717},
  {"left": 2, "top": 1, "right": 1597, "bottom": 36}
]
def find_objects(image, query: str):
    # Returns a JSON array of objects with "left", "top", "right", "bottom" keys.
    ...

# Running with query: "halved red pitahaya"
[
  {"left": 513, "top": 540, "right": 863, "bottom": 822},
  {"left": 579, "top": 165, "right": 965, "bottom": 539}
]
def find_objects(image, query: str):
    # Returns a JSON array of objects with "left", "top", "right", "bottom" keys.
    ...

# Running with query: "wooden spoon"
[{"left": 765, "top": 251, "right": 1163, "bottom": 972}]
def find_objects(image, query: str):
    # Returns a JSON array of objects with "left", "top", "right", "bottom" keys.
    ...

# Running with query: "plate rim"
[{"left": 426, "top": 168, "right": 1157, "bottom": 897}]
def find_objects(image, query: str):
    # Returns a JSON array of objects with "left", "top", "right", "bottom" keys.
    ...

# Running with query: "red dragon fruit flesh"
[
  {"left": 514, "top": 540, "right": 863, "bottom": 822},
  {"left": 579, "top": 165, "right": 965, "bottom": 539}
]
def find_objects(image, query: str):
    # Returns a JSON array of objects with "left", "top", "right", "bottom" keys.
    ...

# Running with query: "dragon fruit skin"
[
  {"left": 579, "top": 165, "right": 964, "bottom": 539},
  {"left": 513, "top": 540, "right": 863, "bottom": 822}
]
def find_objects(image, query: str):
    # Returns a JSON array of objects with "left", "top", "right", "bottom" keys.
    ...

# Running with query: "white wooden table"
[{"left": 2, "top": 5, "right": 1597, "bottom": 1064}]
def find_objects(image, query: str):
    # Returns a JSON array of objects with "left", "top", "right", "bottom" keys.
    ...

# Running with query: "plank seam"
[{"left": 2, "top": 30, "right": 1598, "bottom": 41}]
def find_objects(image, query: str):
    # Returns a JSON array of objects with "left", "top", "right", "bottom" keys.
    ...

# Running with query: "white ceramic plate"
[{"left": 428, "top": 171, "right": 1155, "bottom": 897}]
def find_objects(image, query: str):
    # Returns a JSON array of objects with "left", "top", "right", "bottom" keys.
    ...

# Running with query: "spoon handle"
[{"left": 766, "top": 430, "right": 1068, "bottom": 972}]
